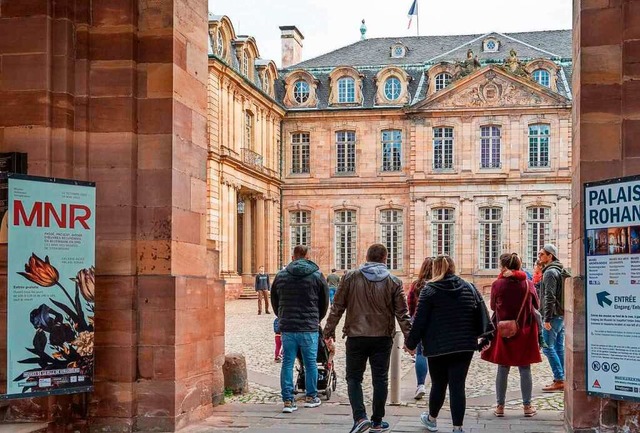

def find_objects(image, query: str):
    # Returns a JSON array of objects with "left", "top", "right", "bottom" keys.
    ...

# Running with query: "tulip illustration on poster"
[{"left": 4, "top": 175, "right": 96, "bottom": 398}]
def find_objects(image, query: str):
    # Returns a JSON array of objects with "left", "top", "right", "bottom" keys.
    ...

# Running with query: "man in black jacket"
[{"left": 271, "top": 245, "right": 329, "bottom": 414}]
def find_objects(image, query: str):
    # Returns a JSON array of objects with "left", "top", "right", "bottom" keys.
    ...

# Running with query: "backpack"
[{"left": 558, "top": 268, "right": 572, "bottom": 312}]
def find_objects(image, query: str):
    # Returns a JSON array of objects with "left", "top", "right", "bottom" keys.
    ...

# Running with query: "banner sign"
[
  {"left": 4, "top": 174, "right": 95, "bottom": 399},
  {"left": 585, "top": 175, "right": 640, "bottom": 402}
]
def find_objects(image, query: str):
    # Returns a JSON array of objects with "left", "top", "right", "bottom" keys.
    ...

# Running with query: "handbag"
[
  {"left": 467, "top": 283, "right": 494, "bottom": 338},
  {"left": 496, "top": 281, "right": 529, "bottom": 339}
]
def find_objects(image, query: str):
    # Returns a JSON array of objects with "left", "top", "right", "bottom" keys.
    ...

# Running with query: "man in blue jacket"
[{"left": 271, "top": 245, "right": 330, "bottom": 414}]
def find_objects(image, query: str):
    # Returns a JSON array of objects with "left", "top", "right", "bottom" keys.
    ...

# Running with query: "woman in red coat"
[{"left": 481, "top": 253, "right": 541, "bottom": 418}]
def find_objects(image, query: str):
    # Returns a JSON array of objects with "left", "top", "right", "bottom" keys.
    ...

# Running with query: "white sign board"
[{"left": 585, "top": 176, "right": 640, "bottom": 402}]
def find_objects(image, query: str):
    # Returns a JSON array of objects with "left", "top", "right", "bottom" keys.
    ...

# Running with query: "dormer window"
[
  {"left": 532, "top": 69, "right": 550, "bottom": 87},
  {"left": 391, "top": 43, "right": 406, "bottom": 58},
  {"left": 242, "top": 51, "right": 249, "bottom": 76},
  {"left": 338, "top": 77, "right": 356, "bottom": 103},
  {"left": 435, "top": 73, "right": 452, "bottom": 91},
  {"left": 294, "top": 80, "right": 310, "bottom": 103},
  {"left": 384, "top": 77, "right": 401, "bottom": 101},
  {"left": 483, "top": 38, "right": 500, "bottom": 53},
  {"left": 215, "top": 29, "right": 225, "bottom": 57}
]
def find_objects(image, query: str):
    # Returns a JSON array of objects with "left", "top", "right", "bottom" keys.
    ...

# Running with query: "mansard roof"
[
  {"left": 289, "top": 30, "right": 572, "bottom": 69},
  {"left": 276, "top": 30, "right": 573, "bottom": 110}
]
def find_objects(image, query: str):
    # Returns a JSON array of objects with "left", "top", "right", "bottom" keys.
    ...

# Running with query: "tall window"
[
  {"left": 479, "top": 207, "right": 502, "bottom": 270},
  {"left": 381, "top": 129, "right": 402, "bottom": 172},
  {"left": 244, "top": 111, "right": 253, "bottom": 149},
  {"left": 433, "top": 127, "right": 454, "bottom": 170},
  {"left": 528, "top": 124, "right": 550, "bottom": 168},
  {"left": 294, "top": 80, "right": 310, "bottom": 103},
  {"left": 432, "top": 208, "right": 455, "bottom": 257},
  {"left": 480, "top": 126, "right": 501, "bottom": 168},
  {"left": 335, "top": 210, "right": 357, "bottom": 270},
  {"left": 435, "top": 73, "right": 452, "bottom": 91},
  {"left": 533, "top": 69, "right": 550, "bottom": 87},
  {"left": 336, "top": 131, "right": 356, "bottom": 173},
  {"left": 242, "top": 51, "right": 249, "bottom": 76},
  {"left": 527, "top": 207, "right": 551, "bottom": 269},
  {"left": 384, "top": 77, "right": 401, "bottom": 101},
  {"left": 380, "top": 210, "right": 403, "bottom": 270},
  {"left": 290, "top": 211, "right": 311, "bottom": 254},
  {"left": 291, "top": 132, "right": 310, "bottom": 174},
  {"left": 338, "top": 77, "right": 356, "bottom": 103},
  {"left": 215, "top": 30, "right": 225, "bottom": 57}
]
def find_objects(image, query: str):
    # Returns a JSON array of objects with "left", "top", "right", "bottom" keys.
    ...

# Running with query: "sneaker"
[
  {"left": 282, "top": 400, "right": 297, "bottom": 413},
  {"left": 494, "top": 404, "right": 504, "bottom": 417},
  {"left": 370, "top": 420, "right": 390, "bottom": 432},
  {"left": 523, "top": 404, "right": 537, "bottom": 417},
  {"left": 420, "top": 412, "right": 438, "bottom": 432},
  {"left": 414, "top": 384, "right": 426, "bottom": 400},
  {"left": 349, "top": 418, "right": 372, "bottom": 433},
  {"left": 274, "top": 357, "right": 282, "bottom": 363},
  {"left": 304, "top": 396, "right": 321, "bottom": 408},
  {"left": 542, "top": 380, "right": 564, "bottom": 393},
  {"left": 266, "top": 310, "right": 271, "bottom": 314}
]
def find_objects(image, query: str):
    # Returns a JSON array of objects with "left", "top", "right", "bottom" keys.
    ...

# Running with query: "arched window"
[
  {"left": 432, "top": 208, "right": 455, "bottom": 257},
  {"left": 293, "top": 80, "right": 310, "bottom": 103},
  {"left": 335, "top": 210, "right": 357, "bottom": 270},
  {"left": 338, "top": 77, "right": 356, "bottom": 103},
  {"left": 290, "top": 211, "right": 311, "bottom": 254},
  {"left": 435, "top": 73, "right": 452, "bottom": 91},
  {"left": 215, "top": 29, "right": 225, "bottom": 58},
  {"left": 532, "top": 69, "right": 550, "bottom": 87},
  {"left": 526, "top": 207, "right": 551, "bottom": 269},
  {"left": 384, "top": 77, "right": 401, "bottom": 101},
  {"left": 242, "top": 51, "right": 250, "bottom": 76},
  {"left": 479, "top": 207, "right": 502, "bottom": 270},
  {"left": 380, "top": 209, "right": 403, "bottom": 270}
]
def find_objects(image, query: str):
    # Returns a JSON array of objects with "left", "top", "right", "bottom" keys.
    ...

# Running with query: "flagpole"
[{"left": 416, "top": 0, "right": 419, "bottom": 36}]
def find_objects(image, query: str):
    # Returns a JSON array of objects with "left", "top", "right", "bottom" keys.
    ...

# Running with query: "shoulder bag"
[{"left": 496, "top": 281, "right": 529, "bottom": 339}]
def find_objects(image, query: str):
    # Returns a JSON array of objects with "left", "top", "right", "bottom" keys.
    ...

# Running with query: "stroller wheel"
[{"left": 325, "top": 386, "right": 331, "bottom": 401}]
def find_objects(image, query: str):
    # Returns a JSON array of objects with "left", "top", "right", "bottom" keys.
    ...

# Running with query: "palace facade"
[{"left": 208, "top": 15, "right": 573, "bottom": 293}]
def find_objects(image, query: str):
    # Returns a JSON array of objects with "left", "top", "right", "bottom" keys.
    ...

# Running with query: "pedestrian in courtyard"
[
  {"left": 255, "top": 265, "right": 271, "bottom": 315},
  {"left": 405, "top": 255, "right": 486, "bottom": 433},
  {"left": 407, "top": 257, "right": 433, "bottom": 401},
  {"left": 271, "top": 245, "right": 330, "bottom": 413},
  {"left": 481, "top": 253, "right": 541, "bottom": 418},
  {"left": 538, "top": 244, "right": 569, "bottom": 393},
  {"left": 324, "top": 243, "right": 411, "bottom": 433},
  {"left": 327, "top": 268, "right": 340, "bottom": 304}
]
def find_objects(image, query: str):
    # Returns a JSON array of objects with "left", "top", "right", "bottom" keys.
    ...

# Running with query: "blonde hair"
[{"left": 430, "top": 255, "right": 456, "bottom": 282}]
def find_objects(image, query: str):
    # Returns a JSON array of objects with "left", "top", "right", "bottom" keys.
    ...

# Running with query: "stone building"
[
  {"left": 276, "top": 30, "right": 573, "bottom": 290},
  {"left": 207, "top": 15, "right": 284, "bottom": 298}
]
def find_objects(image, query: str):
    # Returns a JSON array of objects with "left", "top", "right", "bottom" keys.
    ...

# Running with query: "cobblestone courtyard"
[{"left": 225, "top": 299, "right": 564, "bottom": 412}]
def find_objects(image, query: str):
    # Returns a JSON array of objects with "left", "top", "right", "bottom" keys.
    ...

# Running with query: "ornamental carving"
[
  {"left": 453, "top": 49, "right": 481, "bottom": 80},
  {"left": 499, "top": 49, "right": 528, "bottom": 78}
]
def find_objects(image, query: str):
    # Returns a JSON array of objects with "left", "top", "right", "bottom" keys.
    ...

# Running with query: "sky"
[{"left": 208, "top": 0, "right": 572, "bottom": 68}]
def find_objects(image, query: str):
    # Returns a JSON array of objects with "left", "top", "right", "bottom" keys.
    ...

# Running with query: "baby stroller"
[{"left": 294, "top": 328, "right": 338, "bottom": 400}]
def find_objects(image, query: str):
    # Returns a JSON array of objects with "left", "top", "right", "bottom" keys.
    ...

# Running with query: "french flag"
[{"left": 407, "top": 0, "right": 418, "bottom": 29}]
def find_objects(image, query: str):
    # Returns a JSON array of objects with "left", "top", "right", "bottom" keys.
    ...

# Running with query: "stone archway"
[{"left": 569, "top": 1, "right": 640, "bottom": 431}]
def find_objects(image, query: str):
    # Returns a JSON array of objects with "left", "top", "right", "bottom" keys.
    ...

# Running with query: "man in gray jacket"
[
  {"left": 538, "top": 243, "right": 569, "bottom": 393},
  {"left": 324, "top": 244, "right": 411, "bottom": 433}
]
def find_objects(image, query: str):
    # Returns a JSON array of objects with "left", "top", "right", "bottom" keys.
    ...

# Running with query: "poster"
[
  {"left": 585, "top": 175, "right": 640, "bottom": 402},
  {"left": 5, "top": 174, "right": 95, "bottom": 398}
]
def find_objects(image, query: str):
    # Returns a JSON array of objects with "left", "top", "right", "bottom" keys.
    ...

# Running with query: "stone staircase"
[
  {"left": 0, "top": 423, "right": 48, "bottom": 433},
  {"left": 238, "top": 286, "right": 258, "bottom": 299}
]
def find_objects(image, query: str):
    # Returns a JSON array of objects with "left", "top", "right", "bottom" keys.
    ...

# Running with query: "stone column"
[
  {"left": 220, "top": 183, "right": 230, "bottom": 272},
  {"left": 230, "top": 186, "right": 238, "bottom": 273},
  {"left": 256, "top": 196, "right": 266, "bottom": 269},
  {"left": 242, "top": 196, "right": 253, "bottom": 275}
]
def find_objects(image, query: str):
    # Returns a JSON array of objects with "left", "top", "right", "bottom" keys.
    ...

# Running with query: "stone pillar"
[
  {"left": 256, "top": 196, "right": 266, "bottom": 269},
  {"left": 242, "top": 196, "right": 253, "bottom": 275},
  {"left": 221, "top": 184, "right": 230, "bottom": 272},
  {"left": 569, "top": 1, "right": 640, "bottom": 431},
  {"left": 230, "top": 186, "right": 238, "bottom": 273}
]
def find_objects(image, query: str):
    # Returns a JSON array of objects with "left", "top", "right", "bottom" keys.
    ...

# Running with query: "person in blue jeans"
[
  {"left": 407, "top": 257, "right": 433, "bottom": 400},
  {"left": 271, "top": 245, "right": 329, "bottom": 413},
  {"left": 326, "top": 269, "right": 340, "bottom": 304},
  {"left": 537, "top": 244, "right": 569, "bottom": 393}
]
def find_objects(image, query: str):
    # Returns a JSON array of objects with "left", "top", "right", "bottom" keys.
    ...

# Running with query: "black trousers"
[
  {"left": 345, "top": 336, "right": 393, "bottom": 423},
  {"left": 427, "top": 351, "right": 474, "bottom": 427}
]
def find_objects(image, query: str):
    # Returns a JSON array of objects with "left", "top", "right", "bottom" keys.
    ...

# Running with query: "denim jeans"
[
  {"left": 346, "top": 336, "right": 393, "bottom": 423},
  {"left": 280, "top": 332, "right": 319, "bottom": 401},
  {"left": 415, "top": 343, "right": 428, "bottom": 386},
  {"left": 542, "top": 316, "right": 565, "bottom": 380},
  {"left": 329, "top": 287, "right": 337, "bottom": 304}
]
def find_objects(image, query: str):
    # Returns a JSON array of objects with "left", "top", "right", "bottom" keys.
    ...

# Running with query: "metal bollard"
[{"left": 389, "top": 329, "right": 402, "bottom": 405}]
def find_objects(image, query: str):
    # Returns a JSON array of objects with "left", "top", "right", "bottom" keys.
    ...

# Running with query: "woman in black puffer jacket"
[{"left": 405, "top": 255, "right": 482, "bottom": 433}]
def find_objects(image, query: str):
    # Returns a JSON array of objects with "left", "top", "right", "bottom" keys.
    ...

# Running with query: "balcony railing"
[{"left": 242, "top": 148, "right": 263, "bottom": 169}]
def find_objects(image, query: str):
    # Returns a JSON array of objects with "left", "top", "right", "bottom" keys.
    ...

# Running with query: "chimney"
[{"left": 279, "top": 26, "right": 304, "bottom": 68}]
